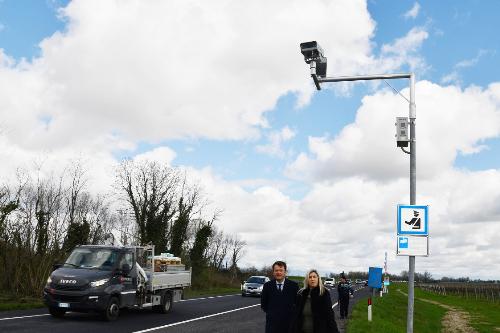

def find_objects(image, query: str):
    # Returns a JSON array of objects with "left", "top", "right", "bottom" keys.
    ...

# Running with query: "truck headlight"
[
  {"left": 90, "top": 278, "right": 109, "bottom": 288},
  {"left": 46, "top": 276, "right": 52, "bottom": 285}
]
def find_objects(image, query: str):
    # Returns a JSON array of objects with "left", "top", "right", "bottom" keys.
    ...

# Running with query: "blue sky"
[{"left": 1, "top": 0, "right": 500, "bottom": 278}]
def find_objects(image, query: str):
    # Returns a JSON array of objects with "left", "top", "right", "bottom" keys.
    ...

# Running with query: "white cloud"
[
  {"left": 0, "top": 0, "right": 378, "bottom": 151},
  {"left": 133, "top": 146, "right": 177, "bottom": 166},
  {"left": 186, "top": 166, "right": 500, "bottom": 280},
  {"left": 378, "top": 27, "right": 429, "bottom": 73},
  {"left": 286, "top": 81, "right": 500, "bottom": 182},
  {"left": 256, "top": 126, "right": 296, "bottom": 158},
  {"left": 404, "top": 2, "right": 420, "bottom": 20}
]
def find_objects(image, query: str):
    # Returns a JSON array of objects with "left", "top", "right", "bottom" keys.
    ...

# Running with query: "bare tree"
[
  {"left": 206, "top": 225, "right": 231, "bottom": 270},
  {"left": 116, "top": 160, "right": 179, "bottom": 251},
  {"left": 229, "top": 235, "right": 247, "bottom": 283}
]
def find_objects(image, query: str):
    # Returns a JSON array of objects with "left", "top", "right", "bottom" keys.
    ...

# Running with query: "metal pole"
[
  {"left": 407, "top": 73, "right": 417, "bottom": 333},
  {"left": 311, "top": 69, "right": 417, "bottom": 332},
  {"left": 318, "top": 73, "right": 410, "bottom": 83}
]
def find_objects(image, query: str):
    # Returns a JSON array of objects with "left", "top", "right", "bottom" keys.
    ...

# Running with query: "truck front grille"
[
  {"left": 51, "top": 293, "right": 86, "bottom": 303},
  {"left": 52, "top": 283, "right": 88, "bottom": 291}
]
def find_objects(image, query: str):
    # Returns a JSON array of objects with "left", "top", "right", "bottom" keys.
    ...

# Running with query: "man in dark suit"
[{"left": 261, "top": 261, "right": 299, "bottom": 333}]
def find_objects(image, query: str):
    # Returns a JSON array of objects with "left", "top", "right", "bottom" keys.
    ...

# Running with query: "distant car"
[
  {"left": 364, "top": 280, "right": 368, "bottom": 286},
  {"left": 355, "top": 279, "right": 363, "bottom": 285},
  {"left": 241, "top": 276, "right": 270, "bottom": 297},
  {"left": 324, "top": 278, "right": 335, "bottom": 287}
]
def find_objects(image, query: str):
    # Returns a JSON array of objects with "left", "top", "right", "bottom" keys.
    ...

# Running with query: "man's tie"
[{"left": 278, "top": 283, "right": 282, "bottom": 292}]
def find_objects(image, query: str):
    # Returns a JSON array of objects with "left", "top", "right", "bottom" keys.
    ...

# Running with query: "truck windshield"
[
  {"left": 64, "top": 248, "right": 119, "bottom": 270},
  {"left": 247, "top": 277, "right": 265, "bottom": 284}
]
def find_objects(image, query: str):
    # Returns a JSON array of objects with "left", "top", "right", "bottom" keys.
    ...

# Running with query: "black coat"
[
  {"left": 289, "top": 287, "right": 339, "bottom": 333},
  {"left": 261, "top": 278, "right": 300, "bottom": 333}
]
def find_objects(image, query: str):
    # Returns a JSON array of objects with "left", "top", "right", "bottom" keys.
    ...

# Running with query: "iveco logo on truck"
[{"left": 60, "top": 279, "right": 77, "bottom": 284}]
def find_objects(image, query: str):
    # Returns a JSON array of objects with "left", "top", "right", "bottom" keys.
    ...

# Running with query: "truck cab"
[{"left": 43, "top": 245, "right": 190, "bottom": 321}]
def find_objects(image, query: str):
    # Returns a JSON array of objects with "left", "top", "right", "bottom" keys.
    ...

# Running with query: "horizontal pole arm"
[{"left": 318, "top": 73, "right": 411, "bottom": 83}]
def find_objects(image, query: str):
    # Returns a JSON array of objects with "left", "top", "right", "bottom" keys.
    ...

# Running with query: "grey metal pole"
[
  {"left": 407, "top": 73, "right": 417, "bottom": 333},
  {"left": 311, "top": 70, "right": 417, "bottom": 332}
]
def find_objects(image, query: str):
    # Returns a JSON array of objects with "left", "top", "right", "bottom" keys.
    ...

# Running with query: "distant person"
[
  {"left": 261, "top": 261, "right": 300, "bottom": 333},
  {"left": 337, "top": 274, "right": 354, "bottom": 320},
  {"left": 289, "top": 269, "right": 339, "bottom": 333}
]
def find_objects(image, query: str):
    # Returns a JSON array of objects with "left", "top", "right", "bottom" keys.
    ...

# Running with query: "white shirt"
[{"left": 276, "top": 280, "right": 285, "bottom": 290}]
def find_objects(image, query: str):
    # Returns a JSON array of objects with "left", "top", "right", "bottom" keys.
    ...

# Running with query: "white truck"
[{"left": 43, "top": 244, "right": 191, "bottom": 321}]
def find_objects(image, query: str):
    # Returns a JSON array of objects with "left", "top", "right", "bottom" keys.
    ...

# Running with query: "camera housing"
[
  {"left": 300, "top": 41, "right": 324, "bottom": 63},
  {"left": 300, "top": 41, "right": 327, "bottom": 78}
]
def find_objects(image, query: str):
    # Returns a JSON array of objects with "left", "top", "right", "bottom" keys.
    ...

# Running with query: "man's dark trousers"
[
  {"left": 339, "top": 296, "right": 349, "bottom": 319},
  {"left": 261, "top": 278, "right": 299, "bottom": 333}
]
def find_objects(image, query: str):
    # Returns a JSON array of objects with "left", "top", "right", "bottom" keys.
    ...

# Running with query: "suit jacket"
[{"left": 261, "top": 278, "right": 300, "bottom": 333}]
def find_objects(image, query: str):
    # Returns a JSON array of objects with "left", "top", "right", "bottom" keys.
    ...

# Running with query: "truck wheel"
[
  {"left": 103, "top": 297, "right": 120, "bottom": 321},
  {"left": 158, "top": 292, "right": 173, "bottom": 314},
  {"left": 48, "top": 307, "right": 66, "bottom": 318}
]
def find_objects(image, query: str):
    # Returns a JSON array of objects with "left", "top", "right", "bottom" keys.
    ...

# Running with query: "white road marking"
[
  {"left": 132, "top": 304, "right": 261, "bottom": 333},
  {"left": 0, "top": 314, "right": 50, "bottom": 321},
  {"left": 178, "top": 294, "right": 239, "bottom": 302}
]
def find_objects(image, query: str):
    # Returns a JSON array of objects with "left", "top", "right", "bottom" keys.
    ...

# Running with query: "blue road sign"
[
  {"left": 399, "top": 236, "right": 409, "bottom": 248},
  {"left": 368, "top": 267, "right": 383, "bottom": 289},
  {"left": 397, "top": 205, "right": 429, "bottom": 235}
]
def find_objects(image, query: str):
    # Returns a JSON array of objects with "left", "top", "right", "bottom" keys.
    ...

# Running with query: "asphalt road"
[{"left": 0, "top": 285, "right": 370, "bottom": 333}]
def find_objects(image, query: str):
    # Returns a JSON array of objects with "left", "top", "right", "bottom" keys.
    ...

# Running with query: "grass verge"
[
  {"left": 182, "top": 286, "right": 242, "bottom": 299},
  {"left": 347, "top": 283, "right": 445, "bottom": 333},
  {"left": 0, "top": 293, "right": 45, "bottom": 311},
  {"left": 347, "top": 283, "right": 500, "bottom": 333}
]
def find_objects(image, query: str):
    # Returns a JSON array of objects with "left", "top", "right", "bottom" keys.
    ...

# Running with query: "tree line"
[{"left": 0, "top": 159, "right": 246, "bottom": 296}]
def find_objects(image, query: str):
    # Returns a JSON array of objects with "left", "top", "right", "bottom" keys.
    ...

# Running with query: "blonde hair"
[{"left": 302, "top": 269, "right": 325, "bottom": 296}]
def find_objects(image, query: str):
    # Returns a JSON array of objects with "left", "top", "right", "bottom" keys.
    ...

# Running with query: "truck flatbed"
[{"left": 148, "top": 269, "right": 191, "bottom": 291}]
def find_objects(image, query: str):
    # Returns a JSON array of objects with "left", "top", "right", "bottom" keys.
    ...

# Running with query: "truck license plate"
[{"left": 58, "top": 303, "right": 70, "bottom": 308}]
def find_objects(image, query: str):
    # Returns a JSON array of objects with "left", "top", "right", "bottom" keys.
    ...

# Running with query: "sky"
[{"left": 1, "top": 0, "right": 500, "bottom": 280}]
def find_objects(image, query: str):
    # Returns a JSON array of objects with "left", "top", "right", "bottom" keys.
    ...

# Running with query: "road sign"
[
  {"left": 368, "top": 267, "right": 383, "bottom": 288},
  {"left": 397, "top": 205, "right": 429, "bottom": 235},
  {"left": 397, "top": 235, "right": 429, "bottom": 256}
]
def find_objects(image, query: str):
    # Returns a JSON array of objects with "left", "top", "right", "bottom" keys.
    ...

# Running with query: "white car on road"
[
  {"left": 241, "top": 276, "right": 270, "bottom": 297},
  {"left": 324, "top": 277, "right": 335, "bottom": 287}
]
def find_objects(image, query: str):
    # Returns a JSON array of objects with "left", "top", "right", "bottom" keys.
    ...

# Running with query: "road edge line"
[{"left": 0, "top": 314, "right": 50, "bottom": 321}]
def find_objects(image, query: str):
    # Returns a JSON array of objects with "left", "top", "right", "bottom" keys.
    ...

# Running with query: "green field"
[{"left": 347, "top": 283, "right": 500, "bottom": 333}]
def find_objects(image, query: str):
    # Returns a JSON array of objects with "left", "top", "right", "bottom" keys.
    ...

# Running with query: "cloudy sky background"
[{"left": 1, "top": 0, "right": 500, "bottom": 279}]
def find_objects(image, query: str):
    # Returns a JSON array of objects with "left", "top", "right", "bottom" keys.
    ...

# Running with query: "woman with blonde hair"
[{"left": 289, "top": 269, "right": 339, "bottom": 333}]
